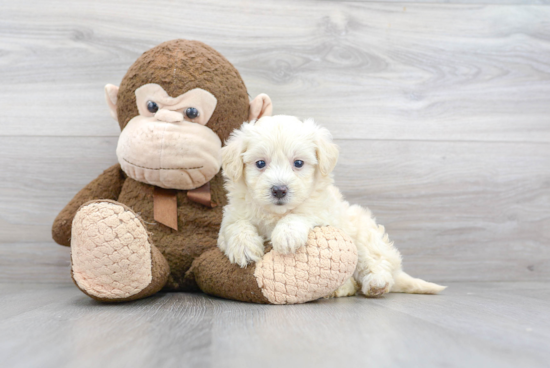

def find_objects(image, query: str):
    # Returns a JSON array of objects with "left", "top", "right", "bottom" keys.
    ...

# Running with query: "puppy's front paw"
[
  {"left": 223, "top": 234, "right": 265, "bottom": 268},
  {"left": 361, "top": 272, "right": 393, "bottom": 298},
  {"left": 271, "top": 222, "right": 310, "bottom": 254}
]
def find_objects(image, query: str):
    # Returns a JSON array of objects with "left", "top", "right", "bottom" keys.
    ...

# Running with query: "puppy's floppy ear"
[
  {"left": 222, "top": 128, "right": 247, "bottom": 182},
  {"left": 308, "top": 119, "right": 339, "bottom": 176}
]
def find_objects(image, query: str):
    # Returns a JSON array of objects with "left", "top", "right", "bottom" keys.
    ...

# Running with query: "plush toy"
[{"left": 52, "top": 40, "right": 357, "bottom": 304}]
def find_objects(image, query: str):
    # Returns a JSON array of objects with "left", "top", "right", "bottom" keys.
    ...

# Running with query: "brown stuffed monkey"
[{"left": 52, "top": 40, "right": 357, "bottom": 305}]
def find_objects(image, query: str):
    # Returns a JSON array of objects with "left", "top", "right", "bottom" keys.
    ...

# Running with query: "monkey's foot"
[
  {"left": 71, "top": 200, "right": 169, "bottom": 302},
  {"left": 190, "top": 226, "right": 358, "bottom": 305}
]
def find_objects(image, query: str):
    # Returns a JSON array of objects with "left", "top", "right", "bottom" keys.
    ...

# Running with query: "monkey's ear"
[
  {"left": 248, "top": 93, "right": 272, "bottom": 122},
  {"left": 104, "top": 84, "right": 119, "bottom": 121},
  {"left": 221, "top": 129, "right": 246, "bottom": 182}
]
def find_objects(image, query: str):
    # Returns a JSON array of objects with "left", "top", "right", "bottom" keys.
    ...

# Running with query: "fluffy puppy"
[{"left": 218, "top": 115, "right": 445, "bottom": 297}]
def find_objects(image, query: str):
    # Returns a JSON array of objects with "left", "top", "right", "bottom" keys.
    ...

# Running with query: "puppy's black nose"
[{"left": 271, "top": 185, "right": 288, "bottom": 199}]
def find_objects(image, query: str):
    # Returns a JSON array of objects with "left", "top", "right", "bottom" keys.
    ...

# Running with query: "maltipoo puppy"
[{"left": 218, "top": 115, "right": 445, "bottom": 297}]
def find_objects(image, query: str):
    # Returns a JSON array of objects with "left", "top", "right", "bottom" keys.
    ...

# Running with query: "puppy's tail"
[{"left": 391, "top": 271, "right": 447, "bottom": 294}]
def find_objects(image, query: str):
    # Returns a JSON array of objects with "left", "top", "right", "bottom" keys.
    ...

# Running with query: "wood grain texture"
[
  {"left": 0, "top": 137, "right": 118, "bottom": 243},
  {"left": 337, "top": 139, "right": 550, "bottom": 282},
  {"left": 0, "top": 243, "right": 70, "bottom": 284},
  {"left": 344, "top": 0, "right": 550, "bottom": 3},
  {"left": 1, "top": 282, "right": 549, "bottom": 368},
  {"left": 1, "top": 136, "right": 548, "bottom": 282},
  {"left": 0, "top": 0, "right": 549, "bottom": 283},
  {"left": 1, "top": 0, "right": 549, "bottom": 142},
  {"left": 1, "top": 2, "right": 549, "bottom": 366}
]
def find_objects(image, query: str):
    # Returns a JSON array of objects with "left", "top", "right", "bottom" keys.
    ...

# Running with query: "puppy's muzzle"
[{"left": 271, "top": 185, "right": 288, "bottom": 199}]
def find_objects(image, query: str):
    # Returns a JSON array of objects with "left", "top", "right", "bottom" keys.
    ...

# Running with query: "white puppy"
[{"left": 218, "top": 115, "right": 445, "bottom": 297}]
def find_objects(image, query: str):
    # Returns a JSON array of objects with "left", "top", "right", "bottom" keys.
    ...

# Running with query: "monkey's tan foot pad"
[
  {"left": 191, "top": 226, "right": 358, "bottom": 305},
  {"left": 71, "top": 200, "right": 169, "bottom": 302}
]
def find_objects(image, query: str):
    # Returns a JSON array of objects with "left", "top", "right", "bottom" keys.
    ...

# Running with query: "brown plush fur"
[
  {"left": 52, "top": 164, "right": 126, "bottom": 246},
  {"left": 52, "top": 40, "right": 250, "bottom": 295},
  {"left": 116, "top": 174, "right": 227, "bottom": 291},
  {"left": 116, "top": 39, "right": 250, "bottom": 141},
  {"left": 189, "top": 247, "right": 270, "bottom": 304}
]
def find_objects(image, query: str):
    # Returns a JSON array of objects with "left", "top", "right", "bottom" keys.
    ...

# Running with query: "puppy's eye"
[
  {"left": 256, "top": 160, "right": 266, "bottom": 169},
  {"left": 147, "top": 101, "right": 159, "bottom": 113},
  {"left": 294, "top": 160, "right": 304, "bottom": 168},
  {"left": 185, "top": 107, "right": 199, "bottom": 119}
]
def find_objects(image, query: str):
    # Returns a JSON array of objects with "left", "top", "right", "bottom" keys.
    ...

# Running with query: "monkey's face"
[
  {"left": 107, "top": 40, "right": 273, "bottom": 191},
  {"left": 116, "top": 83, "right": 221, "bottom": 190}
]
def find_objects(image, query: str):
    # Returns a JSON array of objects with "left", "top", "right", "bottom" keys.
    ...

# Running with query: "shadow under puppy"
[{"left": 218, "top": 115, "right": 445, "bottom": 297}]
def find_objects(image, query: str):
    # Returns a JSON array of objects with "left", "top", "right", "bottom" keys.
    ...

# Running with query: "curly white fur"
[{"left": 218, "top": 115, "right": 446, "bottom": 297}]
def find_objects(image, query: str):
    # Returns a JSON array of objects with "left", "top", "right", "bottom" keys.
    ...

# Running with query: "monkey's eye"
[
  {"left": 147, "top": 101, "right": 159, "bottom": 113},
  {"left": 294, "top": 160, "right": 304, "bottom": 168},
  {"left": 256, "top": 160, "right": 266, "bottom": 169},
  {"left": 185, "top": 107, "right": 199, "bottom": 119}
]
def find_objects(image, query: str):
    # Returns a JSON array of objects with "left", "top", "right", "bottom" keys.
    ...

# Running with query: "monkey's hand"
[{"left": 52, "top": 164, "right": 125, "bottom": 246}]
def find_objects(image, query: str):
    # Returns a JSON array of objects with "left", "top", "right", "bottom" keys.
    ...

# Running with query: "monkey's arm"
[{"left": 52, "top": 164, "right": 126, "bottom": 246}]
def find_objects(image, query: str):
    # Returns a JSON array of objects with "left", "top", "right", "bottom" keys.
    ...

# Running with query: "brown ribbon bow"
[{"left": 153, "top": 182, "right": 215, "bottom": 231}]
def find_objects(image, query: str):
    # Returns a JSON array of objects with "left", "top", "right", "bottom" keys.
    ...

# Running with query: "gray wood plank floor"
[
  {"left": 1, "top": 1, "right": 549, "bottom": 366},
  {"left": 1, "top": 282, "right": 549, "bottom": 368}
]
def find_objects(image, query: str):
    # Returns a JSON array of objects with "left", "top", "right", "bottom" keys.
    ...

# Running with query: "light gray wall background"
[{"left": 1, "top": 0, "right": 549, "bottom": 284}]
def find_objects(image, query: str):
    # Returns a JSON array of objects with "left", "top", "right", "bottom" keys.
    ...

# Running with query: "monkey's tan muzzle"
[{"left": 117, "top": 117, "right": 222, "bottom": 190}]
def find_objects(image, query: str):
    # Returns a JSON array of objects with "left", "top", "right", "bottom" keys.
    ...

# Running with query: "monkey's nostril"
[{"left": 271, "top": 185, "right": 288, "bottom": 199}]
